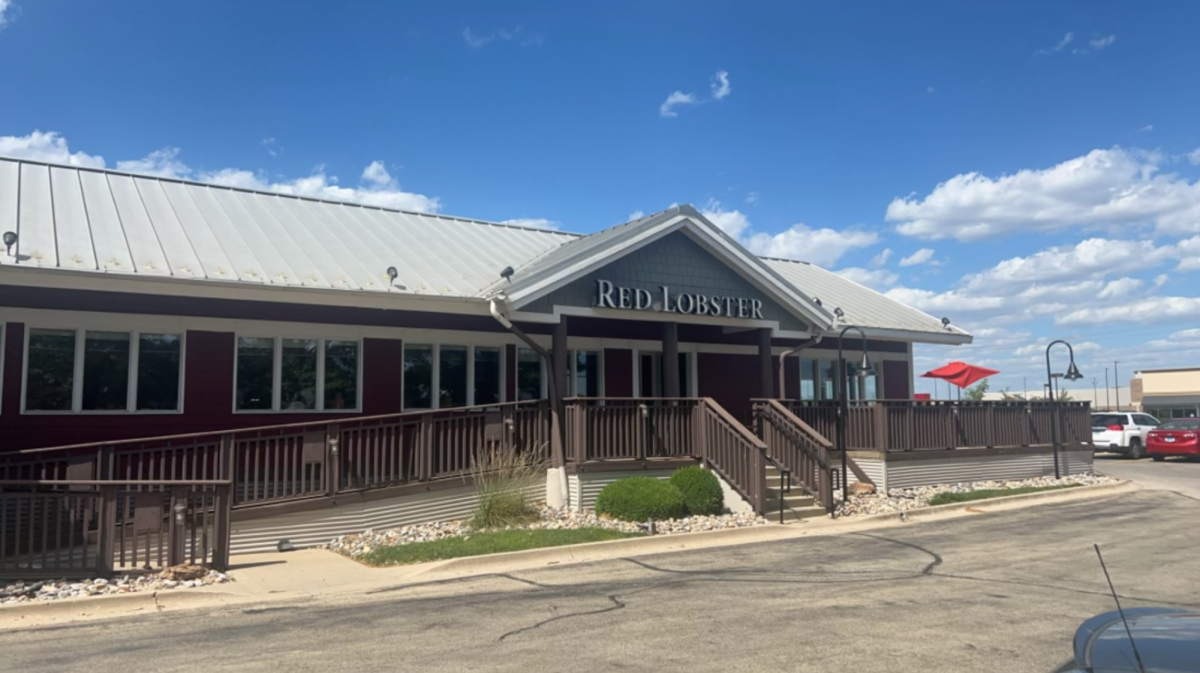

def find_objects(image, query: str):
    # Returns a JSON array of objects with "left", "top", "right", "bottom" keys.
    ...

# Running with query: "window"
[
  {"left": 403, "top": 344, "right": 433, "bottom": 410},
  {"left": 1092, "top": 414, "right": 1126, "bottom": 427},
  {"left": 1134, "top": 414, "right": 1159, "bottom": 427},
  {"left": 24, "top": 328, "right": 184, "bottom": 413},
  {"left": 235, "top": 336, "right": 359, "bottom": 412},
  {"left": 517, "top": 348, "right": 543, "bottom": 400},
  {"left": 799, "top": 359, "right": 818, "bottom": 400},
  {"left": 473, "top": 347, "right": 502, "bottom": 405},
  {"left": 820, "top": 360, "right": 838, "bottom": 400},
  {"left": 1160, "top": 418, "right": 1200, "bottom": 430},
  {"left": 846, "top": 362, "right": 878, "bottom": 400},
  {"left": 570, "top": 350, "right": 601, "bottom": 397},
  {"left": 439, "top": 345, "right": 468, "bottom": 408}
]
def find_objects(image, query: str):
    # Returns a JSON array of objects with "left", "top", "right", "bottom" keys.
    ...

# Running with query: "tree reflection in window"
[
  {"left": 136, "top": 334, "right": 181, "bottom": 410},
  {"left": 237, "top": 337, "right": 275, "bottom": 410},
  {"left": 82, "top": 331, "right": 130, "bottom": 410},
  {"left": 518, "top": 348, "right": 542, "bottom": 401},
  {"left": 281, "top": 338, "right": 318, "bottom": 410},
  {"left": 474, "top": 347, "right": 501, "bottom": 405},
  {"left": 26, "top": 329, "right": 76, "bottom": 411},
  {"left": 324, "top": 340, "right": 358, "bottom": 410},
  {"left": 439, "top": 345, "right": 467, "bottom": 408},
  {"left": 404, "top": 344, "right": 433, "bottom": 409}
]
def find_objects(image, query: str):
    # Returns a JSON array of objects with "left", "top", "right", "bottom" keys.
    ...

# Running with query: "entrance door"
[{"left": 637, "top": 352, "right": 691, "bottom": 397}]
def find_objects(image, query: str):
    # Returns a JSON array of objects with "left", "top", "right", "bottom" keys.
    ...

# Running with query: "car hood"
[{"left": 1074, "top": 608, "right": 1200, "bottom": 672}]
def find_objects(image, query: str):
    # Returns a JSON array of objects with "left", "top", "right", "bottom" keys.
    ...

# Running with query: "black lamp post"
[
  {"left": 836, "top": 325, "right": 874, "bottom": 509},
  {"left": 1045, "top": 340, "right": 1083, "bottom": 479}
]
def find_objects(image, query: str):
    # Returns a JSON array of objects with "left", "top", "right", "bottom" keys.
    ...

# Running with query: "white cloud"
[
  {"left": 745, "top": 224, "right": 879, "bottom": 268},
  {"left": 963, "top": 238, "right": 1175, "bottom": 291},
  {"left": 1036, "top": 31, "right": 1074, "bottom": 55},
  {"left": 1155, "top": 273, "right": 1170, "bottom": 287},
  {"left": 1188, "top": 148, "right": 1200, "bottom": 166},
  {"left": 627, "top": 210, "right": 645, "bottom": 221},
  {"left": 261, "top": 137, "right": 277, "bottom": 156},
  {"left": 1090, "top": 34, "right": 1116, "bottom": 50},
  {"left": 0, "top": 0, "right": 13, "bottom": 32},
  {"left": 659, "top": 91, "right": 698, "bottom": 118},
  {"left": 887, "top": 147, "right": 1200, "bottom": 240},
  {"left": 360, "top": 160, "right": 393, "bottom": 188},
  {"left": 898, "top": 248, "right": 935, "bottom": 267},
  {"left": 745, "top": 191, "right": 759, "bottom": 206},
  {"left": 115, "top": 147, "right": 190, "bottom": 178},
  {"left": 1097, "top": 277, "right": 1143, "bottom": 299},
  {"left": 835, "top": 267, "right": 899, "bottom": 290},
  {"left": 1059, "top": 296, "right": 1200, "bottom": 325},
  {"left": 463, "top": 26, "right": 541, "bottom": 49},
  {"left": 1172, "top": 235, "right": 1200, "bottom": 271},
  {"left": 710, "top": 70, "right": 731, "bottom": 100},
  {"left": 699, "top": 200, "right": 751, "bottom": 238},
  {"left": 870, "top": 248, "right": 893, "bottom": 267},
  {"left": 0, "top": 130, "right": 106, "bottom": 167},
  {"left": 501, "top": 218, "right": 559, "bottom": 231},
  {"left": 1137, "top": 124, "right": 1154, "bottom": 133}
]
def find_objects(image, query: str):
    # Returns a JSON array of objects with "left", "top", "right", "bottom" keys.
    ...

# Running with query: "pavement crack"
[
  {"left": 851, "top": 532, "right": 944, "bottom": 575},
  {"left": 497, "top": 595, "right": 625, "bottom": 642}
]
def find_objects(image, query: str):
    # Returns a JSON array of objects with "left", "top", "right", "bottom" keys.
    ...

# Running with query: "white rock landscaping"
[
  {"left": 834, "top": 473, "right": 1121, "bottom": 517},
  {"left": 1, "top": 567, "right": 233, "bottom": 605},
  {"left": 324, "top": 505, "right": 769, "bottom": 559}
]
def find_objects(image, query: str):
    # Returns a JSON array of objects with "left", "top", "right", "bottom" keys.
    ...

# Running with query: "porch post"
[
  {"left": 547, "top": 317, "right": 570, "bottom": 508},
  {"left": 663, "top": 322, "right": 680, "bottom": 398},
  {"left": 757, "top": 328, "right": 773, "bottom": 398}
]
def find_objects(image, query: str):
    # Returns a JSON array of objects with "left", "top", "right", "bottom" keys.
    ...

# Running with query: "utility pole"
[
  {"left": 1023, "top": 376, "right": 1028, "bottom": 400},
  {"left": 1105, "top": 367, "right": 1110, "bottom": 410},
  {"left": 1092, "top": 377, "right": 1098, "bottom": 409},
  {"left": 1113, "top": 361, "right": 1120, "bottom": 411}
]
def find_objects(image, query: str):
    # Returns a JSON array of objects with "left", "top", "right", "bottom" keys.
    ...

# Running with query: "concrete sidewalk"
[{"left": 1, "top": 479, "right": 1136, "bottom": 630}]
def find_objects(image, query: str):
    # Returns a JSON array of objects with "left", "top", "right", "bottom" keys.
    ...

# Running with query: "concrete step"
[
  {"left": 761, "top": 504, "right": 828, "bottom": 523},
  {"left": 765, "top": 492, "right": 816, "bottom": 509}
]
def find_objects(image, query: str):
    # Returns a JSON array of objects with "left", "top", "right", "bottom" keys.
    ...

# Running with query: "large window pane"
[
  {"left": 439, "top": 346, "right": 468, "bottom": 408},
  {"left": 26, "top": 329, "right": 76, "bottom": 411},
  {"left": 236, "top": 337, "right": 275, "bottom": 410},
  {"left": 517, "top": 348, "right": 542, "bottom": 400},
  {"left": 574, "top": 351, "right": 601, "bottom": 397},
  {"left": 280, "top": 339, "right": 317, "bottom": 410},
  {"left": 404, "top": 344, "right": 433, "bottom": 409},
  {"left": 82, "top": 331, "right": 130, "bottom": 411},
  {"left": 474, "top": 347, "right": 501, "bottom": 405},
  {"left": 324, "top": 340, "right": 358, "bottom": 410},
  {"left": 137, "top": 334, "right": 181, "bottom": 411},
  {"left": 820, "top": 360, "right": 838, "bottom": 400},
  {"left": 847, "top": 363, "right": 878, "bottom": 401},
  {"left": 800, "top": 359, "right": 817, "bottom": 400}
]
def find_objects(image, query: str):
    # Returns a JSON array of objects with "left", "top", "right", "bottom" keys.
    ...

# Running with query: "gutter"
[
  {"left": 778, "top": 332, "right": 823, "bottom": 397},
  {"left": 489, "top": 298, "right": 571, "bottom": 507}
]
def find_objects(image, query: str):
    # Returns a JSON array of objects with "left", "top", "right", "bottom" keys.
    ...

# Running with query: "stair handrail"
[{"left": 753, "top": 399, "right": 836, "bottom": 513}]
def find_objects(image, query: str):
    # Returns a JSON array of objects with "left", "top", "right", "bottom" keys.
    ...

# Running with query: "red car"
[{"left": 1147, "top": 418, "right": 1200, "bottom": 461}]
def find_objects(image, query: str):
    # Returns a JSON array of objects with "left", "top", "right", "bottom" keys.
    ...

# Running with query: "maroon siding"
[
  {"left": 883, "top": 360, "right": 911, "bottom": 399},
  {"left": 604, "top": 349, "right": 632, "bottom": 397},
  {"left": 783, "top": 357, "right": 800, "bottom": 400},
  {"left": 697, "top": 352, "right": 765, "bottom": 424},
  {"left": 505, "top": 344, "right": 517, "bottom": 402},
  {"left": 362, "top": 337, "right": 402, "bottom": 415},
  {"left": 0, "top": 327, "right": 404, "bottom": 452}
]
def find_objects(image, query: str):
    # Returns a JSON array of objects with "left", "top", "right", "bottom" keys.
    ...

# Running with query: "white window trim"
[
  {"left": 403, "top": 342, "right": 507, "bottom": 410},
  {"left": 233, "top": 335, "right": 363, "bottom": 414},
  {"left": 566, "top": 349, "right": 605, "bottom": 397},
  {"left": 21, "top": 327, "right": 187, "bottom": 415}
]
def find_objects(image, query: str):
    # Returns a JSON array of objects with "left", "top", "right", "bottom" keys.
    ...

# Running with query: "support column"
[
  {"left": 662, "top": 322, "right": 680, "bottom": 398},
  {"left": 547, "top": 317, "right": 570, "bottom": 507},
  {"left": 553, "top": 317, "right": 569, "bottom": 398},
  {"left": 758, "top": 328, "right": 773, "bottom": 399}
]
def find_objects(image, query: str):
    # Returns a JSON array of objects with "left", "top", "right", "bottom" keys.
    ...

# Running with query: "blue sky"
[{"left": 3, "top": 0, "right": 1200, "bottom": 396}]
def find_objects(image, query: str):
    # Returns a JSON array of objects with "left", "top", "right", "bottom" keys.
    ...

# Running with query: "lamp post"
[
  {"left": 1113, "top": 361, "right": 1120, "bottom": 411},
  {"left": 1046, "top": 340, "right": 1084, "bottom": 479},
  {"left": 1105, "top": 368, "right": 1111, "bottom": 411},
  {"left": 836, "top": 325, "right": 874, "bottom": 510}
]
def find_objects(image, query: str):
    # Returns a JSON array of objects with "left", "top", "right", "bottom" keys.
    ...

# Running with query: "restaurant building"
[{"left": 0, "top": 156, "right": 971, "bottom": 452}]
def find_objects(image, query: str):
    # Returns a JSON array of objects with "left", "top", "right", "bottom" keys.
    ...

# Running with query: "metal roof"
[
  {"left": 0, "top": 156, "right": 969, "bottom": 341},
  {"left": 762, "top": 257, "right": 970, "bottom": 339},
  {"left": 0, "top": 156, "right": 576, "bottom": 297}
]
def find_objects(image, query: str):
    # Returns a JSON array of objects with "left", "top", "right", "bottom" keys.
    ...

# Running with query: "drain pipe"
[
  {"left": 489, "top": 298, "right": 570, "bottom": 508},
  {"left": 778, "top": 332, "right": 823, "bottom": 398}
]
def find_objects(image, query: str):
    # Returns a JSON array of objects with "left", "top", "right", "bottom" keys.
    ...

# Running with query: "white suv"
[{"left": 1091, "top": 412, "right": 1160, "bottom": 459}]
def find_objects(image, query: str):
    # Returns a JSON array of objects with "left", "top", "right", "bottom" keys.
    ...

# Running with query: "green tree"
[{"left": 964, "top": 379, "right": 991, "bottom": 401}]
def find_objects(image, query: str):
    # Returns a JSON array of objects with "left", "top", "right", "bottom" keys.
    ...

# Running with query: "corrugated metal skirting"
[
  {"left": 884, "top": 450, "right": 1093, "bottom": 491},
  {"left": 569, "top": 471, "right": 676, "bottom": 512}
]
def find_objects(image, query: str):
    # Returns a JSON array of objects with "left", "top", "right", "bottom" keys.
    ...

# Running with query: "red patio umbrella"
[{"left": 921, "top": 361, "right": 1000, "bottom": 398}]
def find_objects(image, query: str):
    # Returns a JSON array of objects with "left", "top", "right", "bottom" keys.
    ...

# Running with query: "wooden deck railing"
[
  {"left": 563, "top": 398, "right": 768, "bottom": 513},
  {"left": 777, "top": 399, "right": 1093, "bottom": 452},
  {"left": 752, "top": 400, "right": 834, "bottom": 512}
]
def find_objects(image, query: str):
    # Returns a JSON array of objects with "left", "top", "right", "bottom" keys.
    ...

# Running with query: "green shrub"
[
  {"left": 594, "top": 477, "right": 685, "bottom": 522},
  {"left": 669, "top": 466, "right": 725, "bottom": 516}
]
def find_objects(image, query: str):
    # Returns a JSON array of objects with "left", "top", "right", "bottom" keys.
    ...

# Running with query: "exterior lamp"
[
  {"left": 1045, "top": 340, "right": 1083, "bottom": 479},
  {"left": 859, "top": 351, "right": 874, "bottom": 377},
  {"left": 3, "top": 231, "right": 16, "bottom": 255}
]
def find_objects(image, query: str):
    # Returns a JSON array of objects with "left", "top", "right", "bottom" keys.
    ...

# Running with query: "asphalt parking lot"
[
  {"left": 3, "top": 488, "right": 1197, "bottom": 673},
  {"left": 1095, "top": 451, "right": 1200, "bottom": 499}
]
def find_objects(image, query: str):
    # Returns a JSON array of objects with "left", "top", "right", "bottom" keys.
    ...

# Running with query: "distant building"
[
  {"left": 982, "top": 387, "right": 1131, "bottom": 410},
  {"left": 1133, "top": 368, "right": 1200, "bottom": 419}
]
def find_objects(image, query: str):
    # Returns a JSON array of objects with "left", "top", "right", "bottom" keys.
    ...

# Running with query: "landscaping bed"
[
  {"left": 325, "top": 504, "right": 769, "bottom": 561},
  {"left": 1, "top": 564, "right": 233, "bottom": 605},
  {"left": 835, "top": 473, "right": 1121, "bottom": 516},
  {"left": 359, "top": 528, "right": 643, "bottom": 566}
]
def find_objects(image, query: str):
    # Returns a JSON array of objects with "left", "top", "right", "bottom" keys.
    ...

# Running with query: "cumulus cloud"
[
  {"left": 0, "top": 0, "right": 14, "bottom": 32},
  {"left": 1097, "top": 277, "right": 1143, "bottom": 299},
  {"left": 1155, "top": 273, "right": 1170, "bottom": 287},
  {"left": 1188, "top": 148, "right": 1200, "bottom": 166},
  {"left": 1059, "top": 296, "right": 1200, "bottom": 325},
  {"left": 1090, "top": 34, "right": 1116, "bottom": 50},
  {"left": 1, "top": 130, "right": 442, "bottom": 213},
  {"left": 898, "top": 248, "right": 935, "bottom": 267},
  {"left": 463, "top": 26, "right": 541, "bottom": 49},
  {"left": 711, "top": 70, "right": 731, "bottom": 100},
  {"left": 698, "top": 200, "right": 879, "bottom": 267},
  {"left": 627, "top": 210, "right": 645, "bottom": 221},
  {"left": 835, "top": 267, "right": 899, "bottom": 290},
  {"left": 700, "top": 200, "right": 752, "bottom": 239},
  {"left": 660, "top": 91, "right": 698, "bottom": 118},
  {"left": 0, "top": 130, "right": 105, "bottom": 167},
  {"left": 870, "top": 248, "right": 893, "bottom": 267},
  {"left": 887, "top": 147, "right": 1200, "bottom": 240}
]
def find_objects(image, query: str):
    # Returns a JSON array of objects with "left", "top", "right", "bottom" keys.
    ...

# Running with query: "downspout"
[
  {"left": 778, "top": 332, "right": 823, "bottom": 398},
  {"left": 489, "top": 298, "right": 571, "bottom": 507}
]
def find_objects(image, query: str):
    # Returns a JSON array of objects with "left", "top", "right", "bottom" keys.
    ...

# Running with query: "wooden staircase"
[{"left": 763, "top": 464, "right": 828, "bottom": 522}]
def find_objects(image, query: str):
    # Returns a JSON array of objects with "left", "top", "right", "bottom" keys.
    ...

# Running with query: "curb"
[
  {"left": 0, "top": 587, "right": 251, "bottom": 626},
  {"left": 837, "top": 479, "right": 1136, "bottom": 525}
]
